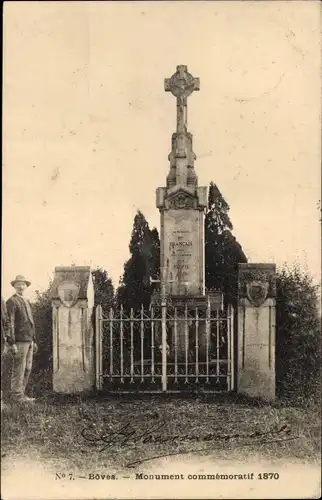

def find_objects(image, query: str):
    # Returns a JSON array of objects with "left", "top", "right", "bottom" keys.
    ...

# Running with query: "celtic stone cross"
[{"left": 164, "top": 65, "right": 200, "bottom": 133}]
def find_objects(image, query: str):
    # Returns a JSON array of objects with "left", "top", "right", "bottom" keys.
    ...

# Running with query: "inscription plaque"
[{"left": 163, "top": 209, "right": 203, "bottom": 295}]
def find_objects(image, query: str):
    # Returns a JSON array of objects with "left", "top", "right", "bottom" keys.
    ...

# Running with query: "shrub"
[{"left": 276, "top": 265, "right": 321, "bottom": 404}]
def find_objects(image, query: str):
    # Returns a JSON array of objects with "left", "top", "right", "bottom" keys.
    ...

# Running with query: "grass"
[{"left": 1, "top": 392, "right": 321, "bottom": 475}]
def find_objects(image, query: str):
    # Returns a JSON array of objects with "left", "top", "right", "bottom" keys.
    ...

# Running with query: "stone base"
[
  {"left": 167, "top": 292, "right": 223, "bottom": 358},
  {"left": 150, "top": 291, "right": 223, "bottom": 310},
  {"left": 149, "top": 291, "right": 225, "bottom": 359},
  {"left": 169, "top": 292, "right": 222, "bottom": 310}
]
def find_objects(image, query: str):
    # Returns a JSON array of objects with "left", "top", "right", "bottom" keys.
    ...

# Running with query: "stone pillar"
[
  {"left": 237, "top": 264, "right": 276, "bottom": 401},
  {"left": 50, "top": 266, "right": 95, "bottom": 394}
]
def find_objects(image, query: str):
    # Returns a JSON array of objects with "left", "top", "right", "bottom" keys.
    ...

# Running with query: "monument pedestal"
[
  {"left": 151, "top": 292, "right": 223, "bottom": 359},
  {"left": 237, "top": 264, "right": 276, "bottom": 401},
  {"left": 50, "top": 266, "right": 95, "bottom": 394},
  {"left": 170, "top": 294, "right": 223, "bottom": 358}
]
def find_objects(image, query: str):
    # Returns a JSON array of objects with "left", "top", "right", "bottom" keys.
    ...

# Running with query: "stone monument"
[
  {"left": 237, "top": 263, "right": 276, "bottom": 400},
  {"left": 155, "top": 65, "right": 221, "bottom": 357},
  {"left": 50, "top": 266, "right": 95, "bottom": 394},
  {"left": 157, "top": 65, "right": 207, "bottom": 296}
]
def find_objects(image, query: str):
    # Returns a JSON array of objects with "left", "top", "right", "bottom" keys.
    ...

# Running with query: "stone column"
[
  {"left": 50, "top": 266, "right": 95, "bottom": 394},
  {"left": 237, "top": 264, "right": 276, "bottom": 401}
]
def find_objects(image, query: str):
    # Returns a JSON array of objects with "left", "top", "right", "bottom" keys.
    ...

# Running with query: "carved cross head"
[{"left": 164, "top": 65, "right": 200, "bottom": 100}]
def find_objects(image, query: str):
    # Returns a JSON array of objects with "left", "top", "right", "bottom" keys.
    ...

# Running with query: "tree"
[
  {"left": 92, "top": 268, "right": 114, "bottom": 315},
  {"left": 205, "top": 182, "right": 247, "bottom": 306},
  {"left": 276, "top": 265, "right": 321, "bottom": 403},
  {"left": 91, "top": 268, "right": 115, "bottom": 376},
  {"left": 150, "top": 227, "right": 161, "bottom": 281},
  {"left": 29, "top": 286, "right": 53, "bottom": 395},
  {"left": 116, "top": 211, "right": 160, "bottom": 311}
]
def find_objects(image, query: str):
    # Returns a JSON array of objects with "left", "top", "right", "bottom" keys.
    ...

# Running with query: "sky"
[{"left": 2, "top": 1, "right": 321, "bottom": 300}]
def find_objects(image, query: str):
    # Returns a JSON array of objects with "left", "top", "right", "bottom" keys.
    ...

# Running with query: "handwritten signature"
[{"left": 81, "top": 421, "right": 296, "bottom": 467}]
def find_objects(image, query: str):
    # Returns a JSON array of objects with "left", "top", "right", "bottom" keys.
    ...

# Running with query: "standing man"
[{"left": 6, "top": 275, "right": 38, "bottom": 403}]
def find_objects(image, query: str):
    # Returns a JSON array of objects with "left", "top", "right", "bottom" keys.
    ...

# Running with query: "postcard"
[{"left": 1, "top": 1, "right": 321, "bottom": 499}]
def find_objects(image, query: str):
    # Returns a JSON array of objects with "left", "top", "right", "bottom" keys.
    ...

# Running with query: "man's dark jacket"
[{"left": 6, "top": 294, "right": 35, "bottom": 344}]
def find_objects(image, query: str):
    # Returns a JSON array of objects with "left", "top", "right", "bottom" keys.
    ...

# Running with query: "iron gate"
[{"left": 95, "top": 301, "right": 234, "bottom": 393}]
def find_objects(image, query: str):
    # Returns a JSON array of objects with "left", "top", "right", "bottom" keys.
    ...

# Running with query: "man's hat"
[{"left": 11, "top": 275, "right": 31, "bottom": 287}]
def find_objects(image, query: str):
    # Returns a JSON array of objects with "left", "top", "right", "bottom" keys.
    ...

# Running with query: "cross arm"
[
  {"left": 164, "top": 78, "right": 200, "bottom": 95},
  {"left": 164, "top": 79, "right": 172, "bottom": 92},
  {"left": 191, "top": 77, "right": 200, "bottom": 92}
]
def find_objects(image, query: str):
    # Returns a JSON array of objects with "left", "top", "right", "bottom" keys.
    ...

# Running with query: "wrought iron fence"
[{"left": 95, "top": 301, "right": 234, "bottom": 393}]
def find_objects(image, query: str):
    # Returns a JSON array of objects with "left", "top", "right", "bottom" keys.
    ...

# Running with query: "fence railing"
[{"left": 95, "top": 302, "right": 234, "bottom": 393}]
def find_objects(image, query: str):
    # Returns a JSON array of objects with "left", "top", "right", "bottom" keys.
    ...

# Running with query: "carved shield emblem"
[
  {"left": 169, "top": 193, "right": 194, "bottom": 210},
  {"left": 175, "top": 194, "right": 187, "bottom": 208},
  {"left": 58, "top": 281, "right": 80, "bottom": 308},
  {"left": 246, "top": 281, "right": 268, "bottom": 307}
]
